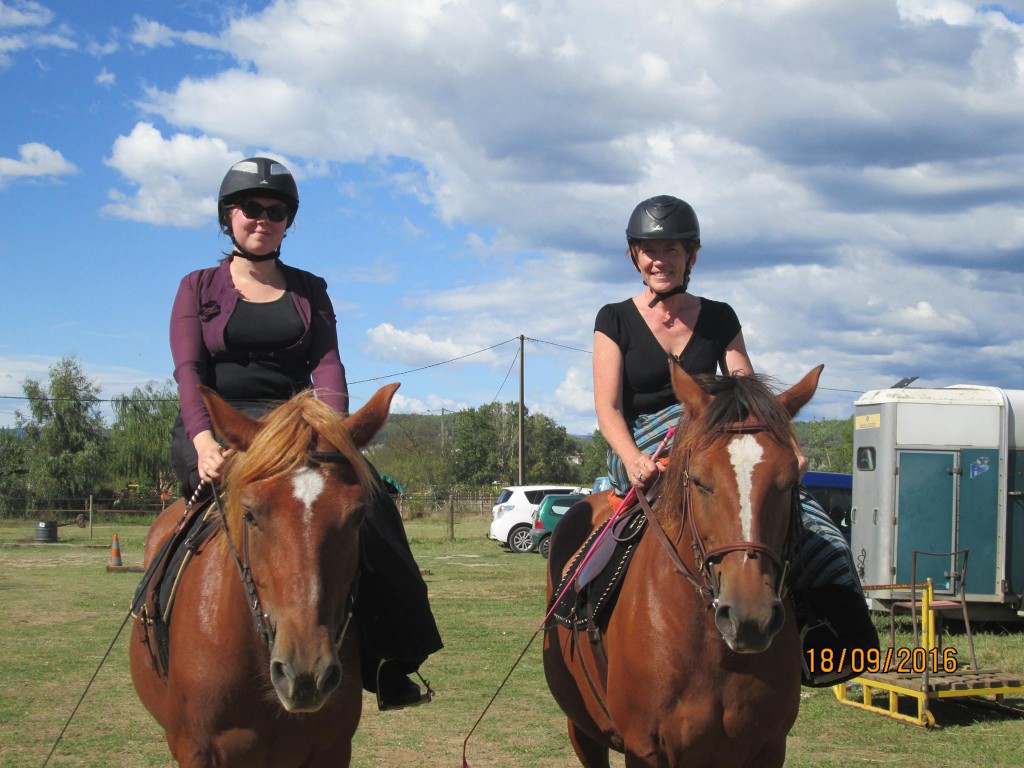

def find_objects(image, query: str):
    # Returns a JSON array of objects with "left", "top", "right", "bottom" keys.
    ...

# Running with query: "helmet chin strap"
[
  {"left": 231, "top": 237, "right": 280, "bottom": 263},
  {"left": 645, "top": 264, "right": 693, "bottom": 307}
]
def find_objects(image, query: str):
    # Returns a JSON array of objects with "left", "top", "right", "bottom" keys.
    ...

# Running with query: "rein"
[
  {"left": 210, "top": 447, "right": 359, "bottom": 652},
  {"left": 638, "top": 420, "right": 792, "bottom": 605}
]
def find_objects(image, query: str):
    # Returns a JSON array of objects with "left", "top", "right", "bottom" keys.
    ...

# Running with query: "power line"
[
  {"left": 525, "top": 336, "right": 592, "bottom": 355},
  {"left": 490, "top": 348, "right": 520, "bottom": 405},
  {"left": 347, "top": 337, "right": 520, "bottom": 384}
]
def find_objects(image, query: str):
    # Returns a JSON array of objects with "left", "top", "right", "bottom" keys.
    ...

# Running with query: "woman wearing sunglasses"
[{"left": 169, "top": 157, "right": 442, "bottom": 710}]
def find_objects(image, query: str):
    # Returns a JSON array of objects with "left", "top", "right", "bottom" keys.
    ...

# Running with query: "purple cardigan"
[{"left": 170, "top": 257, "right": 348, "bottom": 440}]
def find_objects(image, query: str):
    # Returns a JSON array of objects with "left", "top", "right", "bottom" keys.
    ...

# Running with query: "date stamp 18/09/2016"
[{"left": 805, "top": 646, "right": 960, "bottom": 676}]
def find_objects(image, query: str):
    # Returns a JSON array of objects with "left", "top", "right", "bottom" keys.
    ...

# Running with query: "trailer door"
[
  {"left": 958, "top": 449, "right": 1000, "bottom": 596},
  {"left": 895, "top": 451, "right": 956, "bottom": 588}
]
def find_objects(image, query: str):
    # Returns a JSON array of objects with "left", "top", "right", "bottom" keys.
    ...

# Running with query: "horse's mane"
[
  {"left": 222, "top": 391, "right": 376, "bottom": 527},
  {"left": 660, "top": 374, "right": 797, "bottom": 519},
  {"left": 675, "top": 373, "right": 795, "bottom": 452}
]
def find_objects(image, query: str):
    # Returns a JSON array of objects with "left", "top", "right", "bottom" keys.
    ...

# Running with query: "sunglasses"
[{"left": 236, "top": 199, "right": 290, "bottom": 223}]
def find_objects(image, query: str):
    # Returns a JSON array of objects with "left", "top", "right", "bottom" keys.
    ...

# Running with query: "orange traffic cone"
[{"left": 109, "top": 534, "right": 123, "bottom": 567}]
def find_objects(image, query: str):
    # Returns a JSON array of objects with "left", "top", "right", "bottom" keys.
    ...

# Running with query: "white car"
[{"left": 489, "top": 484, "right": 587, "bottom": 553}]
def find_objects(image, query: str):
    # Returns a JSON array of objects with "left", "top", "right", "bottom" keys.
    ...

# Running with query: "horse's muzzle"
[
  {"left": 270, "top": 654, "right": 343, "bottom": 713},
  {"left": 714, "top": 597, "right": 786, "bottom": 654}
]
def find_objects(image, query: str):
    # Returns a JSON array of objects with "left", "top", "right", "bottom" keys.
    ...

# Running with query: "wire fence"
[
  {"left": 0, "top": 495, "right": 168, "bottom": 521},
  {"left": 0, "top": 492, "right": 499, "bottom": 521}
]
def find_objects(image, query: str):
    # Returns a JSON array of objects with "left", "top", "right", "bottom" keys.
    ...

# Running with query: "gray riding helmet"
[
  {"left": 626, "top": 195, "right": 700, "bottom": 244},
  {"left": 218, "top": 157, "right": 299, "bottom": 227}
]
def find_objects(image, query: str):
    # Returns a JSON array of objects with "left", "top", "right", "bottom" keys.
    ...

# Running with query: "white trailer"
[{"left": 850, "top": 385, "right": 1024, "bottom": 620}]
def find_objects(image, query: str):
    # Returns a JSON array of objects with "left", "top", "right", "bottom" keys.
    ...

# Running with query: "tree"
[
  {"left": 0, "top": 429, "right": 28, "bottom": 516},
  {"left": 365, "top": 413, "right": 452, "bottom": 494},
  {"left": 18, "top": 357, "right": 107, "bottom": 502},
  {"left": 107, "top": 381, "right": 180, "bottom": 495},
  {"left": 580, "top": 429, "right": 610, "bottom": 482},
  {"left": 794, "top": 416, "right": 854, "bottom": 473},
  {"left": 449, "top": 402, "right": 589, "bottom": 486}
]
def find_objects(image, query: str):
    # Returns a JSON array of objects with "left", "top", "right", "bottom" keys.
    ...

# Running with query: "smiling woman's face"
[
  {"left": 229, "top": 196, "right": 289, "bottom": 258},
  {"left": 633, "top": 239, "right": 697, "bottom": 292}
]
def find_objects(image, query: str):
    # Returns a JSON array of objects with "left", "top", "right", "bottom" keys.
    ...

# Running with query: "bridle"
[
  {"left": 637, "top": 420, "right": 798, "bottom": 606},
  {"left": 210, "top": 448, "right": 360, "bottom": 651}
]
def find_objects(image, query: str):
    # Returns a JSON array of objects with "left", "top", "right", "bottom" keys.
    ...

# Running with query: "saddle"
[
  {"left": 549, "top": 501, "right": 647, "bottom": 632},
  {"left": 130, "top": 501, "right": 222, "bottom": 677}
]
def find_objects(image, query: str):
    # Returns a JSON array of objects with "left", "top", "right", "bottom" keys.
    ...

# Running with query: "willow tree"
[{"left": 107, "top": 381, "right": 180, "bottom": 495}]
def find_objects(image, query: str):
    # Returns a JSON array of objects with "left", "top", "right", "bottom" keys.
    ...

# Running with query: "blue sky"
[{"left": 2, "top": 0, "right": 1023, "bottom": 436}]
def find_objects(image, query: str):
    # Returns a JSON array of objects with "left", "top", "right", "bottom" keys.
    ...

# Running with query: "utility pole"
[{"left": 518, "top": 334, "right": 525, "bottom": 485}]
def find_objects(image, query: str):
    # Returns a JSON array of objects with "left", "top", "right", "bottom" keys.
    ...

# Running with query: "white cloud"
[
  {"left": 0, "top": 2, "right": 74, "bottom": 67},
  {"left": 364, "top": 323, "right": 504, "bottom": 368},
  {"left": 0, "top": 142, "right": 76, "bottom": 185},
  {"left": 0, "top": 1, "right": 52, "bottom": 28},
  {"left": 95, "top": 67, "right": 115, "bottom": 87},
  {"left": 130, "top": 15, "right": 220, "bottom": 50},
  {"left": 101, "top": 122, "right": 239, "bottom": 226}
]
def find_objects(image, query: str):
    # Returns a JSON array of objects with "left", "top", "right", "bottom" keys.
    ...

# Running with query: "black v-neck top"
[{"left": 595, "top": 297, "right": 741, "bottom": 420}]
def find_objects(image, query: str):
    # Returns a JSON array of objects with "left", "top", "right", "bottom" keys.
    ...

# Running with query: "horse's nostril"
[
  {"left": 319, "top": 662, "right": 342, "bottom": 695},
  {"left": 714, "top": 604, "right": 734, "bottom": 637},
  {"left": 270, "top": 659, "right": 290, "bottom": 687}
]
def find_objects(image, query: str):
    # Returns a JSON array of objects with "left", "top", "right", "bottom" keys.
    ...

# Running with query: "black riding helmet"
[
  {"left": 626, "top": 195, "right": 699, "bottom": 243},
  {"left": 218, "top": 156, "right": 299, "bottom": 228},
  {"left": 626, "top": 195, "right": 700, "bottom": 306}
]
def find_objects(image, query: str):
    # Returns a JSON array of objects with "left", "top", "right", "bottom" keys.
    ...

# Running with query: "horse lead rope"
[
  {"left": 41, "top": 604, "right": 135, "bottom": 767},
  {"left": 460, "top": 428, "right": 676, "bottom": 768}
]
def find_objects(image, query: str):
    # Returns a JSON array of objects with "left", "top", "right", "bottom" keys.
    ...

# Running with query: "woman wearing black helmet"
[
  {"left": 594, "top": 195, "right": 753, "bottom": 494},
  {"left": 591, "top": 195, "right": 876, "bottom": 687},
  {"left": 168, "top": 157, "right": 442, "bottom": 709}
]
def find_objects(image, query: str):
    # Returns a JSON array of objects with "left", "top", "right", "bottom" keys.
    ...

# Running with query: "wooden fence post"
[
  {"left": 88, "top": 495, "right": 93, "bottom": 541},
  {"left": 447, "top": 495, "right": 455, "bottom": 541}
]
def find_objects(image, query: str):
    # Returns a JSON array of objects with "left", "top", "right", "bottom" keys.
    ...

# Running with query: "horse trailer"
[{"left": 850, "top": 385, "right": 1024, "bottom": 620}]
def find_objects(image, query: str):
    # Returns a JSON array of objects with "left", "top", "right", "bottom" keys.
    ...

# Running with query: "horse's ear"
[
  {"left": 198, "top": 385, "right": 262, "bottom": 451},
  {"left": 345, "top": 382, "right": 400, "bottom": 448},
  {"left": 777, "top": 365, "right": 824, "bottom": 419},
  {"left": 669, "top": 359, "right": 712, "bottom": 415}
]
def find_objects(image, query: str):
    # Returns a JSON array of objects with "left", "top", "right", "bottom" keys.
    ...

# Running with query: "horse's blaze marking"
[
  {"left": 291, "top": 467, "right": 325, "bottom": 604},
  {"left": 728, "top": 435, "right": 764, "bottom": 547}
]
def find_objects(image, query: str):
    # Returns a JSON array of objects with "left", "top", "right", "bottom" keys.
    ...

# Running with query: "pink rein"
[{"left": 460, "top": 427, "right": 675, "bottom": 767}]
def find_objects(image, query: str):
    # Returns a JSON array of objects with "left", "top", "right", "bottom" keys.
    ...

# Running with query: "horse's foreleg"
[
  {"left": 568, "top": 719, "right": 610, "bottom": 768},
  {"left": 745, "top": 741, "right": 786, "bottom": 768}
]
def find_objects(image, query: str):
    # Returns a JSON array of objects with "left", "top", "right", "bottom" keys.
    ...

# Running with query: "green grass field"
[{"left": 1, "top": 515, "right": 1022, "bottom": 767}]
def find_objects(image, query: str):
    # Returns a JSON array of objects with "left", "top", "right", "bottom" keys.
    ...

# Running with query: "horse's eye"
[
  {"left": 691, "top": 476, "right": 713, "bottom": 495},
  {"left": 243, "top": 511, "right": 258, "bottom": 527}
]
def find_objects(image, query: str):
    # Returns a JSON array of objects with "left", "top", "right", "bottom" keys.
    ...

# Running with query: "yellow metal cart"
[{"left": 833, "top": 571, "right": 1024, "bottom": 727}]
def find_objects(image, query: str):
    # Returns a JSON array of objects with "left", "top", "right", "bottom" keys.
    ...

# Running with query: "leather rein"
[
  {"left": 209, "top": 448, "right": 358, "bottom": 651},
  {"left": 636, "top": 420, "right": 795, "bottom": 606}
]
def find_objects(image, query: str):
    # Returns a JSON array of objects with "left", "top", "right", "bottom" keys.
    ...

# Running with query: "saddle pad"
[
  {"left": 549, "top": 509, "right": 647, "bottom": 630},
  {"left": 130, "top": 502, "right": 222, "bottom": 674},
  {"left": 790, "top": 489, "right": 860, "bottom": 593}
]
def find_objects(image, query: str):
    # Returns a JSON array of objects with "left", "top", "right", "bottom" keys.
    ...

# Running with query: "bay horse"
[
  {"left": 130, "top": 383, "right": 399, "bottom": 768},
  {"left": 544, "top": 364, "right": 824, "bottom": 767}
]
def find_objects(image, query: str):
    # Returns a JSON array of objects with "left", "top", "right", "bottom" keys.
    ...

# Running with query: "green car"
[{"left": 530, "top": 493, "right": 586, "bottom": 558}]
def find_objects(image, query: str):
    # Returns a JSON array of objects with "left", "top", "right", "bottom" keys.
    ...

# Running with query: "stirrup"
[{"left": 374, "top": 660, "right": 434, "bottom": 712}]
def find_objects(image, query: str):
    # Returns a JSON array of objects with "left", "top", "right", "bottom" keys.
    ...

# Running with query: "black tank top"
[{"left": 212, "top": 293, "right": 309, "bottom": 402}]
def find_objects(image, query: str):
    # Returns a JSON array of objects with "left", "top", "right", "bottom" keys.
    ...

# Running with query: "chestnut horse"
[
  {"left": 130, "top": 383, "right": 399, "bottom": 768},
  {"left": 544, "top": 365, "right": 824, "bottom": 767}
]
